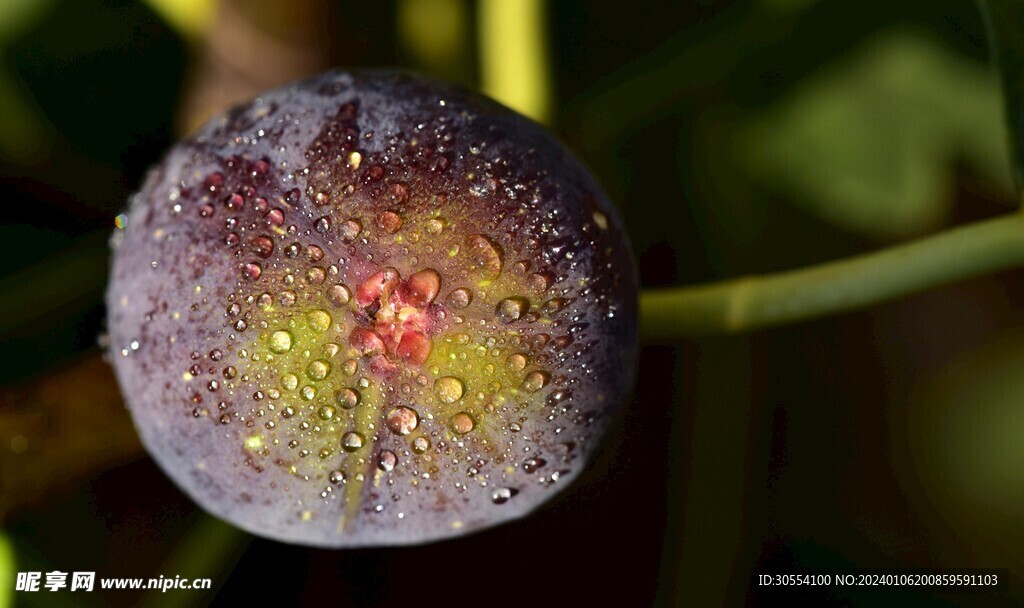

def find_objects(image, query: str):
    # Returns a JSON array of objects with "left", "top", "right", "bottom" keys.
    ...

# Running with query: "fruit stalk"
[{"left": 640, "top": 211, "right": 1024, "bottom": 337}]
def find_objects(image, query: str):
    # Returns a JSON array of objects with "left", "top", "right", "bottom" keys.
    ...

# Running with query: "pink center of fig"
[{"left": 350, "top": 267, "right": 443, "bottom": 372}]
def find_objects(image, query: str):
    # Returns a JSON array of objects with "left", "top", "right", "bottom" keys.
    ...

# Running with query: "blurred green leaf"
[
  {"left": 738, "top": 29, "right": 1013, "bottom": 239},
  {"left": 139, "top": 516, "right": 248, "bottom": 608},
  {"left": 0, "top": 531, "right": 13, "bottom": 608},
  {"left": 981, "top": 0, "right": 1024, "bottom": 200},
  {"left": 0, "top": 0, "right": 54, "bottom": 163}
]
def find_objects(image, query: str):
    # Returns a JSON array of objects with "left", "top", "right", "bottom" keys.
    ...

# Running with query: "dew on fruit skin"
[
  {"left": 269, "top": 330, "right": 294, "bottom": 354},
  {"left": 521, "top": 371, "right": 550, "bottom": 393},
  {"left": 341, "top": 431, "right": 365, "bottom": 452},
  {"left": 506, "top": 353, "right": 528, "bottom": 370},
  {"left": 412, "top": 437, "right": 430, "bottom": 454},
  {"left": 265, "top": 208, "right": 285, "bottom": 227},
  {"left": 378, "top": 450, "right": 397, "bottom": 472},
  {"left": 327, "top": 284, "right": 352, "bottom": 306},
  {"left": 446, "top": 288, "right": 472, "bottom": 309},
  {"left": 523, "top": 457, "right": 546, "bottom": 474},
  {"left": 281, "top": 373, "right": 299, "bottom": 391},
  {"left": 527, "top": 272, "right": 551, "bottom": 293},
  {"left": 242, "top": 262, "right": 263, "bottom": 281},
  {"left": 329, "top": 470, "right": 346, "bottom": 484},
  {"left": 386, "top": 406, "right": 419, "bottom": 435},
  {"left": 378, "top": 211, "right": 403, "bottom": 234},
  {"left": 317, "top": 404, "right": 336, "bottom": 420},
  {"left": 491, "top": 487, "right": 518, "bottom": 504},
  {"left": 435, "top": 376, "right": 464, "bottom": 403},
  {"left": 425, "top": 218, "right": 445, "bottom": 235},
  {"left": 306, "top": 359, "right": 331, "bottom": 381},
  {"left": 496, "top": 297, "right": 529, "bottom": 323},
  {"left": 307, "top": 309, "right": 332, "bottom": 333},
  {"left": 452, "top": 412, "right": 475, "bottom": 434},
  {"left": 336, "top": 387, "right": 360, "bottom": 409},
  {"left": 340, "top": 220, "right": 361, "bottom": 242},
  {"left": 466, "top": 234, "right": 503, "bottom": 279}
]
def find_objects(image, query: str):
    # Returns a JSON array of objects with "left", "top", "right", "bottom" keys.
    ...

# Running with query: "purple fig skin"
[{"left": 106, "top": 71, "right": 637, "bottom": 547}]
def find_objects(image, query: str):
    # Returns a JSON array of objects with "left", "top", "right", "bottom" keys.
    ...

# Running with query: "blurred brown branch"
[{"left": 0, "top": 353, "right": 141, "bottom": 521}]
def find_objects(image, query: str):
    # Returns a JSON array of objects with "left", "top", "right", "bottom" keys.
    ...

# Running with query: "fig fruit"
[{"left": 106, "top": 71, "right": 637, "bottom": 547}]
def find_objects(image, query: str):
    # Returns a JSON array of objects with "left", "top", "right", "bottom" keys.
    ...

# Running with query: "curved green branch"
[{"left": 641, "top": 212, "right": 1024, "bottom": 338}]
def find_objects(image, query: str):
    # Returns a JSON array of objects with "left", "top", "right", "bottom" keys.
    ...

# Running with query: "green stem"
[
  {"left": 478, "top": 0, "right": 551, "bottom": 124},
  {"left": 641, "top": 212, "right": 1024, "bottom": 338}
]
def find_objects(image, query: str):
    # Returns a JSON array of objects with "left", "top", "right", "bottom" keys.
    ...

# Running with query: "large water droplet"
[
  {"left": 306, "top": 359, "right": 331, "bottom": 381},
  {"left": 251, "top": 235, "right": 275, "bottom": 258},
  {"left": 491, "top": 487, "right": 519, "bottom": 504},
  {"left": 269, "top": 330, "right": 293, "bottom": 353},
  {"left": 521, "top": 370, "right": 550, "bottom": 393},
  {"left": 336, "top": 387, "right": 360, "bottom": 409},
  {"left": 307, "top": 310, "right": 332, "bottom": 333},
  {"left": 341, "top": 431, "right": 365, "bottom": 452},
  {"left": 452, "top": 412, "right": 475, "bottom": 434},
  {"left": 466, "top": 235, "right": 503, "bottom": 279},
  {"left": 435, "top": 376, "right": 465, "bottom": 403},
  {"left": 386, "top": 406, "right": 419, "bottom": 435},
  {"left": 446, "top": 288, "right": 472, "bottom": 309},
  {"left": 378, "top": 450, "right": 397, "bottom": 472},
  {"left": 328, "top": 284, "right": 351, "bottom": 306},
  {"left": 496, "top": 297, "right": 529, "bottom": 323}
]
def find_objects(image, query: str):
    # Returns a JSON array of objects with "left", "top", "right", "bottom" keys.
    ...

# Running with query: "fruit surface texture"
[{"left": 106, "top": 71, "right": 638, "bottom": 547}]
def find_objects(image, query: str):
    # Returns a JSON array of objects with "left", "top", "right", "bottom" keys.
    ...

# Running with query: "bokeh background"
[{"left": 1, "top": 0, "right": 1022, "bottom": 606}]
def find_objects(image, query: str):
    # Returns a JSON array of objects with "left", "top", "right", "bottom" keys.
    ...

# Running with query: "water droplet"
[
  {"left": 425, "top": 218, "right": 445, "bottom": 234},
  {"left": 340, "top": 220, "right": 361, "bottom": 241},
  {"left": 496, "top": 297, "right": 529, "bottom": 323},
  {"left": 542, "top": 298, "right": 568, "bottom": 315},
  {"left": 521, "top": 371, "right": 550, "bottom": 393},
  {"left": 527, "top": 272, "right": 552, "bottom": 293},
  {"left": 242, "top": 262, "right": 263, "bottom": 281},
  {"left": 318, "top": 404, "right": 336, "bottom": 420},
  {"left": 335, "top": 387, "right": 360, "bottom": 409},
  {"left": 593, "top": 211, "right": 608, "bottom": 230},
  {"left": 452, "top": 412, "right": 475, "bottom": 434},
  {"left": 250, "top": 235, "right": 274, "bottom": 258},
  {"left": 301, "top": 386, "right": 317, "bottom": 401},
  {"left": 386, "top": 406, "right": 419, "bottom": 435},
  {"left": 446, "top": 288, "right": 472, "bottom": 309},
  {"left": 523, "top": 457, "right": 546, "bottom": 474},
  {"left": 341, "top": 431, "right": 365, "bottom": 452},
  {"left": 303, "top": 243, "right": 323, "bottom": 259},
  {"left": 466, "top": 235, "right": 503, "bottom": 279},
  {"left": 329, "top": 470, "right": 346, "bottom": 484},
  {"left": 378, "top": 450, "right": 397, "bottom": 472},
  {"left": 388, "top": 182, "right": 408, "bottom": 203},
  {"left": 306, "top": 360, "right": 331, "bottom": 381},
  {"left": 307, "top": 309, "right": 332, "bottom": 333},
  {"left": 412, "top": 436, "right": 430, "bottom": 454},
  {"left": 506, "top": 353, "right": 528, "bottom": 370},
  {"left": 269, "top": 330, "right": 293, "bottom": 353},
  {"left": 315, "top": 216, "right": 331, "bottom": 233},
  {"left": 225, "top": 192, "right": 245, "bottom": 210},
  {"left": 307, "top": 267, "right": 327, "bottom": 284},
  {"left": 378, "top": 211, "right": 403, "bottom": 234},
  {"left": 265, "top": 208, "right": 285, "bottom": 227},
  {"left": 491, "top": 487, "right": 518, "bottom": 504},
  {"left": 328, "top": 284, "right": 351, "bottom": 306},
  {"left": 435, "top": 376, "right": 465, "bottom": 403}
]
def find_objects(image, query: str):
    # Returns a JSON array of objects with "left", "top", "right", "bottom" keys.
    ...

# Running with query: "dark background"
[{"left": 1, "top": 0, "right": 1021, "bottom": 606}]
